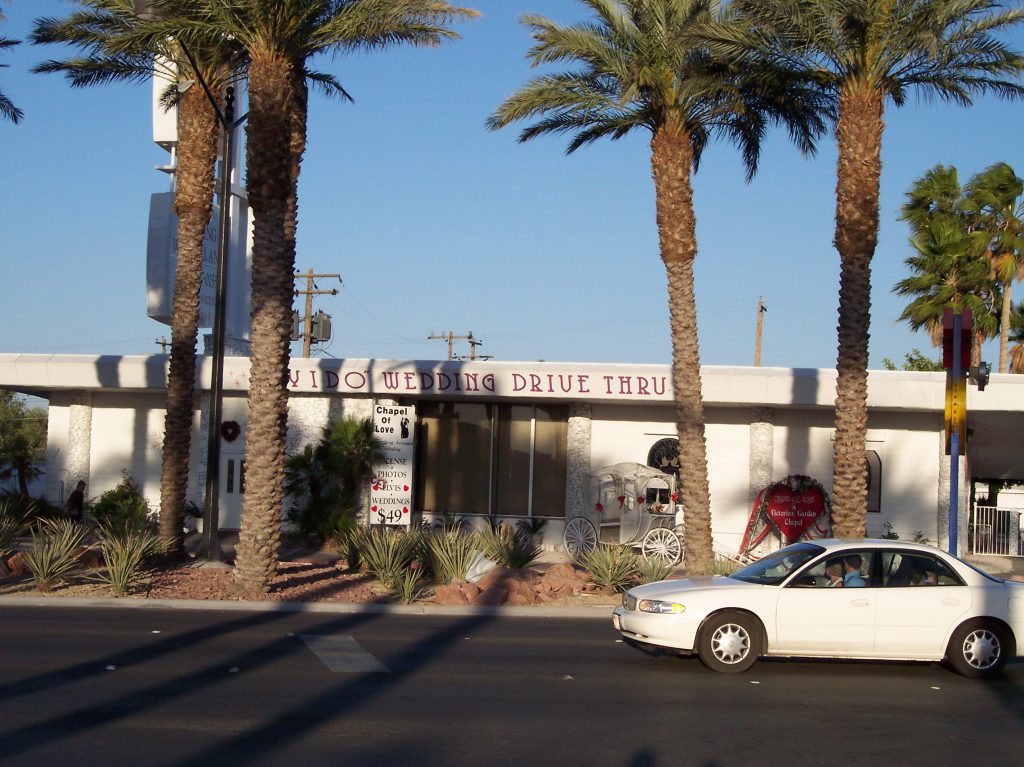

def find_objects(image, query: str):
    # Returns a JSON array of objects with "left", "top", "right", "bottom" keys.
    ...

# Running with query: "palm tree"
[
  {"left": 893, "top": 218, "right": 999, "bottom": 354},
  {"left": 488, "top": 0, "right": 827, "bottom": 573},
  {"left": 0, "top": 3, "right": 22, "bottom": 123},
  {"left": 963, "top": 162, "right": 1024, "bottom": 373},
  {"left": 895, "top": 164, "right": 999, "bottom": 360},
  {"left": 722, "top": 0, "right": 1024, "bottom": 536},
  {"left": 149, "top": 0, "right": 477, "bottom": 593},
  {"left": 31, "top": 1, "right": 241, "bottom": 558},
  {"left": 1008, "top": 299, "right": 1024, "bottom": 373}
]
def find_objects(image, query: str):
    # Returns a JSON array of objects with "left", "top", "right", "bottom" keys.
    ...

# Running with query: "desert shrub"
[
  {"left": 24, "top": 518, "right": 89, "bottom": 591},
  {"left": 0, "top": 491, "right": 62, "bottom": 533},
  {"left": 636, "top": 556, "right": 674, "bottom": 585},
  {"left": 395, "top": 563, "right": 426, "bottom": 604},
  {"left": 426, "top": 529, "right": 477, "bottom": 583},
  {"left": 516, "top": 517, "right": 547, "bottom": 536},
  {"left": 0, "top": 495, "right": 32, "bottom": 560},
  {"left": 575, "top": 544, "right": 639, "bottom": 593},
  {"left": 93, "top": 526, "right": 169, "bottom": 595},
  {"left": 351, "top": 527, "right": 417, "bottom": 588},
  {"left": 88, "top": 472, "right": 151, "bottom": 533},
  {"left": 475, "top": 523, "right": 542, "bottom": 570}
]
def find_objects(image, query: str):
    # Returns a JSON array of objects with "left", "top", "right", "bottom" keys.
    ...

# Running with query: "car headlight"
[{"left": 637, "top": 599, "right": 685, "bottom": 614}]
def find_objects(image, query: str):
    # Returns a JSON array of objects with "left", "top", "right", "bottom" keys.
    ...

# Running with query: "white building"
[{"left": 2, "top": 354, "right": 1020, "bottom": 558}]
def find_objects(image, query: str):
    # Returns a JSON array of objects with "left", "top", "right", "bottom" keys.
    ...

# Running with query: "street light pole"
[{"left": 134, "top": 1, "right": 243, "bottom": 561}]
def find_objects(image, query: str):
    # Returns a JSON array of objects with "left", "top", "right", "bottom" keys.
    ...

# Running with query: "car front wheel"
[
  {"left": 946, "top": 620, "right": 1010, "bottom": 679},
  {"left": 697, "top": 611, "right": 761, "bottom": 673}
]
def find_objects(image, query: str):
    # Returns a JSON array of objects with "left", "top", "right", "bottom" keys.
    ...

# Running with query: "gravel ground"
[{"left": 0, "top": 559, "right": 622, "bottom": 608}]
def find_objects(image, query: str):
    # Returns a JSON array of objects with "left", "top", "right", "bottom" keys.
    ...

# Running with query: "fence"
[{"left": 971, "top": 506, "right": 1023, "bottom": 557}]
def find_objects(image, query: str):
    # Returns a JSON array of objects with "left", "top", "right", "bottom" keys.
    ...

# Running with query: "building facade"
[{"left": 3, "top": 354, "right": 1022, "bottom": 558}]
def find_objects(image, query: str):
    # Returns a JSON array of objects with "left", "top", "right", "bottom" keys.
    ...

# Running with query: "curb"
[{"left": 0, "top": 594, "right": 615, "bottom": 619}]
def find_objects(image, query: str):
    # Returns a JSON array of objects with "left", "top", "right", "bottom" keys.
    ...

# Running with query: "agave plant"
[
  {"left": 24, "top": 518, "right": 90, "bottom": 591},
  {"left": 394, "top": 563, "right": 427, "bottom": 604},
  {"left": 636, "top": 557, "right": 674, "bottom": 585},
  {"left": 474, "top": 523, "right": 542, "bottom": 570},
  {"left": 92, "top": 525, "right": 170, "bottom": 595},
  {"left": 426, "top": 529, "right": 478, "bottom": 584},
  {"left": 351, "top": 527, "right": 417, "bottom": 589},
  {"left": 574, "top": 544, "right": 639, "bottom": 594}
]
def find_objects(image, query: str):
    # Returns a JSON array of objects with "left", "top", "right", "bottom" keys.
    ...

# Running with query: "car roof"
[{"left": 804, "top": 538, "right": 949, "bottom": 555}]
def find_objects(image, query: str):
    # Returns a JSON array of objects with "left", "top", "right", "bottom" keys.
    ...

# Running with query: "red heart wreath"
[{"left": 221, "top": 420, "right": 241, "bottom": 442}]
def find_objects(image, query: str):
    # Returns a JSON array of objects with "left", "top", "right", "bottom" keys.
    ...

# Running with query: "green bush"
[
  {"left": 88, "top": 472, "right": 151, "bottom": 533},
  {"left": 475, "top": 523, "right": 541, "bottom": 570},
  {"left": 426, "top": 529, "right": 477, "bottom": 584},
  {"left": 284, "top": 417, "right": 385, "bottom": 544},
  {"left": 24, "top": 518, "right": 89, "bottom": 591},
  {"left": 575, "top": 544, "right": 639, "bottom": 593}
]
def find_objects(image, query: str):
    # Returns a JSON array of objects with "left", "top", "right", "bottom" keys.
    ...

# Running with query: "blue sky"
[{"left": 2, "top": 0, "right": 1023, "bottom": 370}]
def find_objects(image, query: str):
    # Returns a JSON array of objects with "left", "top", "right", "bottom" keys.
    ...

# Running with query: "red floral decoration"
[
  {"left": 671, "top": 493, "right": 679, "bottom": 503},
  {"left": 595, "top": 502, "right": 604, "bottom": 511},
  {"left": 637, "top": 495, "right": 645, "bottom": 504}
]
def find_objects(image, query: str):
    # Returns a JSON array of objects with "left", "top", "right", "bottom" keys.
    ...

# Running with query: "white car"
[{"left": 612, "top": 538, "right": 1024, "bottom": 677}]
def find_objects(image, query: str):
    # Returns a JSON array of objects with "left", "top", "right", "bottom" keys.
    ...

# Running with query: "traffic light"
[{"left": 290, "top": 310, "right": 301, "bottom": 342}]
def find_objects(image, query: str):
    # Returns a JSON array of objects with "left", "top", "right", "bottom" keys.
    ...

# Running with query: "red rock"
[
  {"left": 434, "top": 584, "right": 469, "bottom": 605},
  {"left": 73, "top": 547, "right": 104, "bottom": 569},
  {"left": 7, "top": 551, "right": 27, "bottom": 576},
  {"left": 476, "top": 567, "right": 516, "bottom": 590},
  {"left": 476, "top": 587, "right": 508, "bottom": 606},
  {"left": 506, "top": 590, "right": 534, "bottom": 606}
]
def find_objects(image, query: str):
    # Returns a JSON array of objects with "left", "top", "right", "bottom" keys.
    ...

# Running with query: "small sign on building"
[{"left": 369, "top": 404, "right": 415, "bottom": 526}]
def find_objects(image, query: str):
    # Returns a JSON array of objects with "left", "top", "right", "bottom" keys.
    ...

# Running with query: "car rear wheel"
[
  {"left": 697, "top": 611, "right": 761, "bottom": 673},
  {"left": 946, "top": 620, "right": 1010, "bottom": 679}
]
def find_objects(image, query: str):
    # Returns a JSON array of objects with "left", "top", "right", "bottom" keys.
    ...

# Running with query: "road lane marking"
[{"left": 299, "top": 634, "right": 390, "bottom": 673}]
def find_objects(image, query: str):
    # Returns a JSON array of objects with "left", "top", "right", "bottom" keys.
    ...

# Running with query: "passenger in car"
[
  {"left": 843, "top": 555, "right": 866, "bottom": 587},
  {"left": 826, "top": 562, "right": 844, "bottom": 587}
]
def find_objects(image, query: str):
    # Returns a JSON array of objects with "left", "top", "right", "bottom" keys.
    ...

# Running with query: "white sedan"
[{"left": 611, "top": 538, "right": 1024, "bottom": 677}]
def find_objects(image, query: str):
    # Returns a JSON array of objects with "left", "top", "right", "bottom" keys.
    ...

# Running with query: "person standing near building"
[{"left": 65, "top": 480, "right": 86, "bottom": 522}]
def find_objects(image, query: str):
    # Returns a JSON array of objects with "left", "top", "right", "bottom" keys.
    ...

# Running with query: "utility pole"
[
  {"left": 155, "top": 337, "right": 170, "bottom": 353},
  {"left": 294, "top": 269, "right": 341, "bottom": 358},
  {"left": 458, "top": 331, "right": 493, "bottom": 361},
  {"left": 754, "top": 297, "right": 767, "bottom": 367},
  {"left": 428, "top": 330, "right": 490, "bottom": 361}
]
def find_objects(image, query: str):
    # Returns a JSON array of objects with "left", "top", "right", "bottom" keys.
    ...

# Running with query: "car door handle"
[
  {"left": 851, "top": 599, "right": 870, "bottom": 607},
  {"left": 941, "top": 598, "right": 960, "bottom": 607}
]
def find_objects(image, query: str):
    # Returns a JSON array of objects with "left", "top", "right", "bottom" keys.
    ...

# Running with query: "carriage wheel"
[
  {"left": 564, "top": 517, "right": 598, "bottom": 558},
  {"left": 641, "top": 527, "right": 682, "bottom": 565}
]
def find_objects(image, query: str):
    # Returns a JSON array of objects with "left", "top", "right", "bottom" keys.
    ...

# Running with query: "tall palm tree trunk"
[
  {"left": 159, "top": 85, "right": 220, "bottom": 556},
  {"left": 831, "top": 89, "right": 883, "bottom": 537},
  {"left": 999, "top": 282, "right": 1012, "bottom": 373},
  {"left": 232, "top": 53, "right": 298, "bottom": 593},
  {"left": 651, "top": 126, "right": 713, "bottom": 574}
]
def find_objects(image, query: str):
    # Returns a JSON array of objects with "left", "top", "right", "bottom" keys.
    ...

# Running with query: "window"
[
  {"left": 881, "top": 551, "right": 963, "bottom": 587},
  {"left": 225, "top": 459, "right": 245, "bottom": 494},
  {"left": 647, "top": 438, "right": 681, "bottom": 479},
  {"left": 416, "top": 402, "right": 568, "bottom": 518},
  {"left": 866, "top": 450, "right": 882, "bottom": 513}
]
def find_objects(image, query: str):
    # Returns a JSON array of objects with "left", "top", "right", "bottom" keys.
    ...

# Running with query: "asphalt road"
[{"left": 1, "top": 605, "right": 1022, "bottom": 767}]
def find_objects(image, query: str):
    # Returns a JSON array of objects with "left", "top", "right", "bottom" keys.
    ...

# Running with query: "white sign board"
[
  {"left": 145, "top": 192, "right": 219, "bottom": 328},
  {"left": 370, "top": 404, "right": 415, "bottom": 527}
]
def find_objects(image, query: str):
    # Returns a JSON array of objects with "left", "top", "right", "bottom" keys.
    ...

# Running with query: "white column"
[
  {"left": 748, "top": 407, "right": 775, "bottom": 506},
  {"left": 564, "top": 403, "right": 593, "bottom": 521}
]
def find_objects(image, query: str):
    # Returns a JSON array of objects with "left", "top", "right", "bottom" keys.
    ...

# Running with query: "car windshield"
[{"left": 729, "top": 543, "right": 825, "bottom": 586}]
